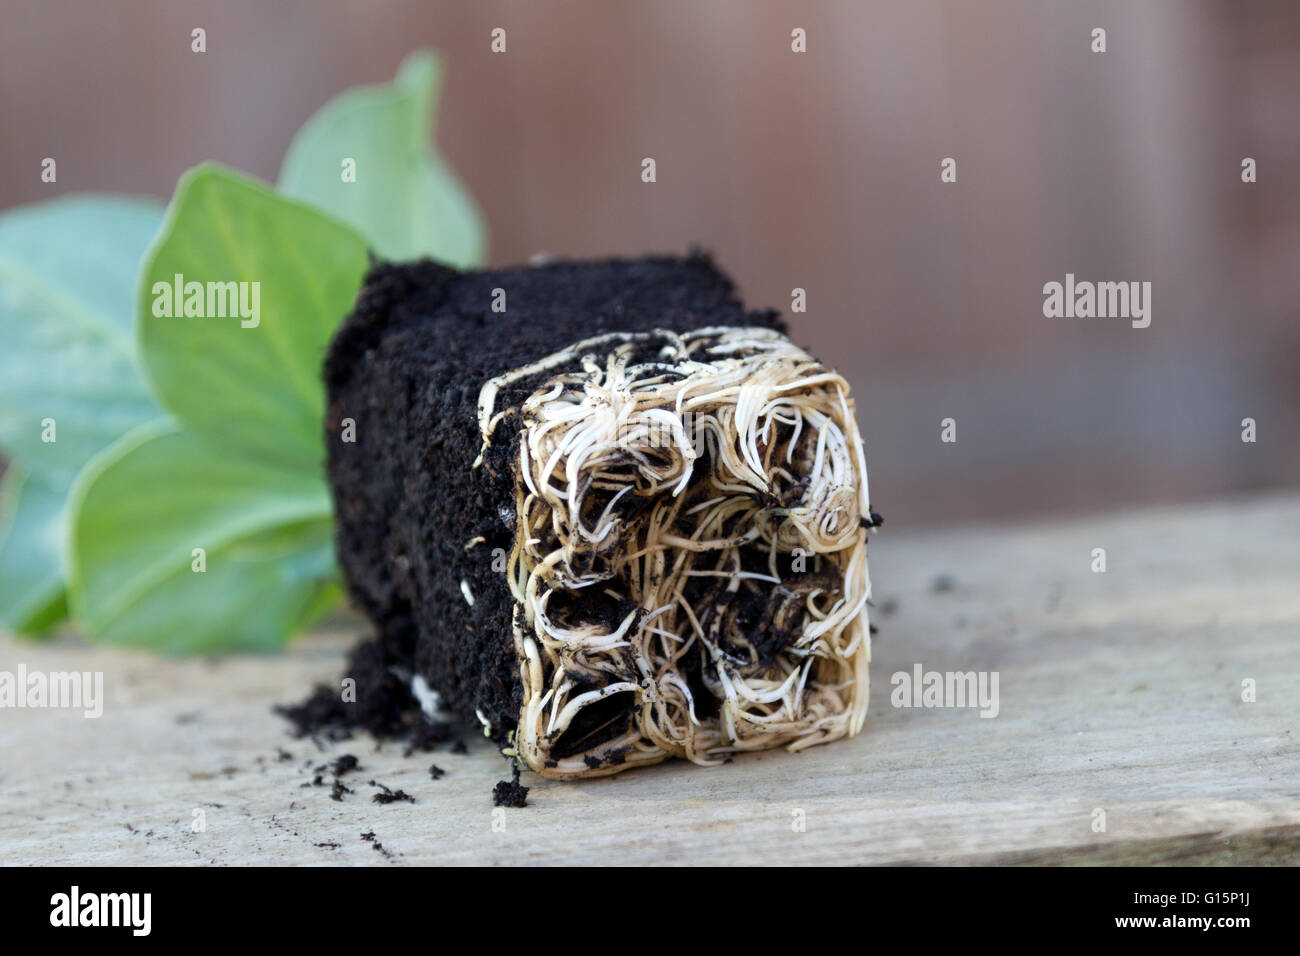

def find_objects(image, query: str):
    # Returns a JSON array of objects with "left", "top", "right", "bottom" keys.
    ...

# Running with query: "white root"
[{"left": 479, "top": 326, "right": 874, "bottom": 778}]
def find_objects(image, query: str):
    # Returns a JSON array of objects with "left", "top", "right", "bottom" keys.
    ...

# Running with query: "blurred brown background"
[{"left": 3, "top": 0, "right": 1297, "bottom": 529}]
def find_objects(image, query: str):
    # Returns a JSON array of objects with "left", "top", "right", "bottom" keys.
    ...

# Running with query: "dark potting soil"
[
  {"left": 330, "top": 754, "right": 360, "bottom": 776},
  {"left": 492, "top": 779, "right": 529, "bottom": 808},
  {"left": 370, "top": 781, "right": 415, "bottom": 805},
  {"left": 282, "top": 252, "right": 785, "bottom": 798},
  {"left": 360, "top": 831, "right": 395, "bottom": 860},
  {"left": 404, "top": 718, "right": 454, "bottom": 755},
  {"left": 330, "top": 779, "right": 353, "bottom": 801},
  {"left": 275, "top": 632, "right": 419, "bottom": 741}
]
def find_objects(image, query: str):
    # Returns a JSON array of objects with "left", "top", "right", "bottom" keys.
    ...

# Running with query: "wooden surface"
[{"left": 2, "top": 494, "right": 1298, "bottom": 866}]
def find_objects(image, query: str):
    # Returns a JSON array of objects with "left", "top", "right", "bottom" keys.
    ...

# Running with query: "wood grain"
[{"left": 2, "top": 493, "right": 1297, "bottom": 865}]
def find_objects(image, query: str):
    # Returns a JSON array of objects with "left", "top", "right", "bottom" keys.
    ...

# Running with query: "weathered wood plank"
[{"left": 2, "top": 494, "right": 1297, "bottom": 865}]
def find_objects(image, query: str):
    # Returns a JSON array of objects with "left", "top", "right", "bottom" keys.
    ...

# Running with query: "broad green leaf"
[
  {"left": 0, "top": 464, "right": 67, "bottom": 634},
  {"left": 0, "top": 194, "right": 163, "bottom": 485},
  {"left": 279, "top": 50, "right": 486, "bottom": 268},
  {"left": 67, "top": 421, "right": 339, "bottom": 653},
  {"left": 0, "top": 194, "right": 164, "bottom": 635},
  {"left": 138, "top": 164, "right": 370, "bottom": 474}
]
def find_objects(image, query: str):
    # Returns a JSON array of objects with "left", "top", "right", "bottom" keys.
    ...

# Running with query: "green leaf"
[
  {"left": 0, "top": 464, "right": 68, "bottom": 634},
  {"left": 0, "top": 194, "right": 164, "bottom": 635},
  {"left": 73, "top": 166, "right": 367, "bottom": 651},
  {"left": 279, "top": 50, "right": 486, "bottom": 268},
  {"left": 0, "top": 194, "right": 163, "bottom": 486},
  {"left": 67, "top": 422, "right": 339, "bottom": 653},
  {"left": 138, "top": 164, "right": 371, "bottom": 474}
]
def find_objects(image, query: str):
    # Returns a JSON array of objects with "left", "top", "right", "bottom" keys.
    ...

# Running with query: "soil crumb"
[
  {"left": 331, "top": 754, "right": 360, "bottom": 776},
  {"left": 370, "top": 780, "right": 415, "bottom": 805},
  {"left": 493, "top": 779, "right": 529, "bottom": 808},
  {"left": 330, "top": 779, "right": 354, "bottom": 801}
]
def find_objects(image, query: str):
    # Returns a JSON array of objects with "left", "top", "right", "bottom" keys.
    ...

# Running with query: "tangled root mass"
[{"left": 477, "top": 326, "right": 874, "bottom": 778}]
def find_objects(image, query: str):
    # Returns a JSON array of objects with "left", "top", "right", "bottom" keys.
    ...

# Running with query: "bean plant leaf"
[
  {"left": 0, "top": 465, "right": 68, "bottom": 634},
  {"left": 137, "top": 164, "right": 371, "bottom": 474},
  {"left": 10, "top": 51, "right": 486, "bottom": 652},
  {"left": 0, "top": 195, "right": 164, "bottom": 634},
  {"left": 279, "top": 50, "right": 486, "bottom": 268},
  {"left": 67, "top": 422, "right": 339, "bottom": 653},
  {"left": 69, "top": 165, "right": 370, "bottom": 650}
]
